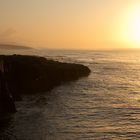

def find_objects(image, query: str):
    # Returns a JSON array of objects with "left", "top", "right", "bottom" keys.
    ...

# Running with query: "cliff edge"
[{"left": 0, "top": 55, "right": 90, "bottom": 117}]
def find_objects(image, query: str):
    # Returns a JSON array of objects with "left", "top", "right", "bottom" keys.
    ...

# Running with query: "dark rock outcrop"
[
  {"left": 0, "top": 62, "right": 16, "bottom": 119},
  {"left": 0, "top": 71, "right": 16, "bottom": 114},
  {"left": 0, "top": 55, "right": 90, "bottom": 117}
]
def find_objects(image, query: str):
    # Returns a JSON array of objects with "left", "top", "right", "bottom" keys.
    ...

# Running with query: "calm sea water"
[{"left": 0, "top": 49, "right": 140, "bottom": 140}]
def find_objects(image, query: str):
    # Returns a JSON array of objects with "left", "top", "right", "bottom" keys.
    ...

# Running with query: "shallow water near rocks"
[{"left": 0, "top": 50, "right": 140, "bottom": 140}]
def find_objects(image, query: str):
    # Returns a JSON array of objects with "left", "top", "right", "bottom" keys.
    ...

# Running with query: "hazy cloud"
[{"left": 0, "top": 28, "right": 16, "bottom": 38}]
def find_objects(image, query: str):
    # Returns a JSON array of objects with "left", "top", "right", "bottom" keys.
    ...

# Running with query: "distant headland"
[{"left": 0, "top": 44, "right": 32, "bottom": 50}]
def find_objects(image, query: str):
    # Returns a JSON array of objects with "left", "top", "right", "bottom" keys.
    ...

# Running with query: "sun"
[
  {"left": 120, "top": 4, "right": 140, "bottom": 47},
  {"left": 128, "top": 8, "right": 140, "bottom": 43}
]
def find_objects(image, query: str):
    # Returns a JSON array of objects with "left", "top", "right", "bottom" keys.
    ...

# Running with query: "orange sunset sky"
[{"left": 1, "top": 0, "right": 140, "bottom": 50}]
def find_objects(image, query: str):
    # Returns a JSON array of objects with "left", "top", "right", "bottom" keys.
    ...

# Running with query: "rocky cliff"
[{"left": 0, "top": 55, "right": 90, "bottom": 117}]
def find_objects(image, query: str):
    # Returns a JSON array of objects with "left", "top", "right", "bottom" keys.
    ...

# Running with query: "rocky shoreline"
[{"left": 0, "top": 55, "right": 90, "bottom": 118}]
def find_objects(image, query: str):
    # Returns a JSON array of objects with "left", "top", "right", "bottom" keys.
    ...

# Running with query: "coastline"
[{"left": 0, "top": 54, "right": 90, "bottom": 118}]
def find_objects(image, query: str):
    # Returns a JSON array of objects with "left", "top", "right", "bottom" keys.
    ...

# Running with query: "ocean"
[{"left": 0, "top": 49, "right": 140, "bottom": 140}]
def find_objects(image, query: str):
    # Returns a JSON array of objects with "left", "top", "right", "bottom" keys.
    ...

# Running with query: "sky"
[{"left": 0, "top": 0, "right": 140, "bottom": 50}]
